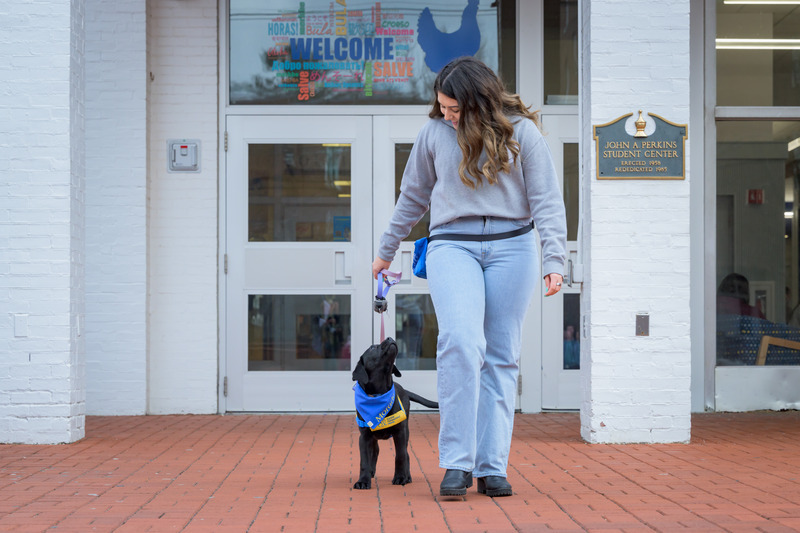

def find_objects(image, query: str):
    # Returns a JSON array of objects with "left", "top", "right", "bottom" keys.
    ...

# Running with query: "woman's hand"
[
  {"left": 372, "top": 256, "right": 392, "bottom": 280},
  {"left": 543, "top": 273, "right": 564, "bottom": 297}
]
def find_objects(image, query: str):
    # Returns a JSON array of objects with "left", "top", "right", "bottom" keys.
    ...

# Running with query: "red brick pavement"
[{"left": 1, "top": 412, "right": 799, "bottom": 532}]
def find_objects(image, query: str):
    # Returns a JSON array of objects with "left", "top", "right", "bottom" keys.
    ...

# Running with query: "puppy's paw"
[
  {"left": 392, "top": 474, "right": 412, "bottom": 486},
  {"left": 353, "top": 479, "right": 372, "bottom": 490}
]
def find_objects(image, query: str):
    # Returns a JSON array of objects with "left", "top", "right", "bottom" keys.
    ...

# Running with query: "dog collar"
[{"left": 353, "top": 383, "right": 407, "bottom": 431}]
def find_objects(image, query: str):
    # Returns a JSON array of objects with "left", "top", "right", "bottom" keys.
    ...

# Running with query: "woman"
[{"left": 372, "top": 57, "right": 567, "bottom": 498}]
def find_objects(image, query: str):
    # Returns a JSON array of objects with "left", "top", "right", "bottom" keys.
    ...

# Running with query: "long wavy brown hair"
[{"left": 429, "top": 56, "right": 540, "bottom": 189}]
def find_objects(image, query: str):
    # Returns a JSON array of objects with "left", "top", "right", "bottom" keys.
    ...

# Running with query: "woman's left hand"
[{"left": 543, "top": 273, "right": 564, "bottom": 297}]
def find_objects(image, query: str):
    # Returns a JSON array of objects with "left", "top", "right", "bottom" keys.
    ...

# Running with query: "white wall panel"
[{"left": 147, "top": 0, "right": 219, "bottom": 414}]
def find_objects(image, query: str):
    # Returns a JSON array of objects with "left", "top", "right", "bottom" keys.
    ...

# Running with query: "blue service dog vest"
[{"left": 353, "top": 383, "right": 407, "bottom": 431}]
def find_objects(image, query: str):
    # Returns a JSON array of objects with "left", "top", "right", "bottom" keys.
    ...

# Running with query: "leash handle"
[
  {"left": 376, "top": 269, "right": 401, "bottom": 299},
  {"left": 375, "top": 269, "right": 401, "bottom": 342}
]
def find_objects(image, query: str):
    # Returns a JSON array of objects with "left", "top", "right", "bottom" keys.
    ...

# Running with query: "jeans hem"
[
  {"left": 473, "top": 472, "right": 507, "bottom": 478},
  {"left": 439, "top": 464, "right": 472, "bottom": 472}
]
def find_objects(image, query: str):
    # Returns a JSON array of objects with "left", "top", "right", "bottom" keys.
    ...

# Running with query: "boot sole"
[
  {"left": 439, "top": 488, "right": 468, "bottom": 496},
  {"left": 477, "top": 479, "right": 513, "bottom": 497},
  {"left": 477, "top": 486, "right": 513, "bottom": 497}
]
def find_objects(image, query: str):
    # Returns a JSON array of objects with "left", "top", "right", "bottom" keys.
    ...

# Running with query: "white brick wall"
[
  {"left": 580, "top": 0, "right": 692, "bottom": 443},
  {"left": 146, "top": 0, "right": 218, "bottom": 413},
  {"left": 84, "top": 0, "right": 148, "bottom": 415},
  {"left": 0, "top": 1, "right": 86, "bottom": 444}
]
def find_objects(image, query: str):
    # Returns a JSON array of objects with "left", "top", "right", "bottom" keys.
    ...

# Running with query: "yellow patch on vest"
[{"left": 371, "top": 399, "right": 407, "bottom": 431}]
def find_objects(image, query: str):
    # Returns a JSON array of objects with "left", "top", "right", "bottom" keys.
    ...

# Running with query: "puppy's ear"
[
  {"left": 392, "top": 365, "right": 402, "bottom": 378},
  {"left": 352, "top": 357, "right": 368, "bottom": 383}
]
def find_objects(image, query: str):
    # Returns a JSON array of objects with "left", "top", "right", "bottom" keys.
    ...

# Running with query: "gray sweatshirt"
[{"left": 378, "top": 116, "right": 568, "bottom": 277}]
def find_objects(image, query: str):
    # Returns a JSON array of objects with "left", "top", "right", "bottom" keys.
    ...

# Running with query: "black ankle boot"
[
  {"left": 439, "top": 469, "right": 473, "bottom": 496},
  {"left": 477, "top": 476, "right": 512, "bottom": 497}
]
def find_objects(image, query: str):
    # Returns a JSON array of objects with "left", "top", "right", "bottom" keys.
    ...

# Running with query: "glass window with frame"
[
  {"left": 394, "top": 143, "right": 430, "bottom": 241},
  {"left": 229, "top": 0, "right": 516, "bottom": 105},
  {"left": 562, "top": 293, "right": 580, "bottom": 370},
  {"left": 563, "top": 142, "right": 578, "bottom": 241},
  {"left": 543, "top": 0, "right": 578, "bottom": 105},
  {"left": 248, "top": 294, "right": 352, "bottom": 371},
  {"left": 248, "top": 143, "right": 351, "bottom": 242},
  {"left": 714, "top": 2, "right": 800, "bottom": 366},
  {"left": 716, "top": 1, "right": 800, "bottom": 107},
  {"left": 395, "top": 294, "right": 438, "bottom": 370},
  {"left": 715, "top": 120, "right": 800, "bottom": 366}
]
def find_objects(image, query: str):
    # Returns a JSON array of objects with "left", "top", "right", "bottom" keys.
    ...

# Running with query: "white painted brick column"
[
  {"left": 580, "top": 0, "right": 692, "bottom": 443},
  {"left": 84, "top": 0, "right": 148, "bottom": 415},
  {"left": 0, "top": 1, "right": 86, "bottom": 444},
  {"left": 147, "top": 0, "right": 219, "bottom": 413}
]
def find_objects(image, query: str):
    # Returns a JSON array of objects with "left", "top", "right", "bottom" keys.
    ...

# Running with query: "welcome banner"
[{"left": 229, "top": 0, "right": 499, "bottom": 105}]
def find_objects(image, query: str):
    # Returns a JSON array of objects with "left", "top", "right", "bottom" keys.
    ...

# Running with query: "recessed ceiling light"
[{"left": 716, "top": 38, "right": 800, "bottom": 50}]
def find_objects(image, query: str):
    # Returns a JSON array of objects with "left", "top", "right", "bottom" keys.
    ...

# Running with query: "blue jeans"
[{"left": 426, "top": 217, "right": 539, "bottom": 478}]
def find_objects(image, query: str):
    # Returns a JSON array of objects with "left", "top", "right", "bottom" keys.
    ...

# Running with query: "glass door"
[
  {"left": 225, "top": 115, "right": 373, "bottom": 411},
  {"left": 372, "top": 115, "right": 439, "bottom": 404},
  {"left": 541, "top": 114, "right": 582, "bottom": 409}
]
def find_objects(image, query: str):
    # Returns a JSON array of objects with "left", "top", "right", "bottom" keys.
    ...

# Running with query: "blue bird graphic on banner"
[{"left": 417, "top": 0, "right": 481, "bottom": 73}]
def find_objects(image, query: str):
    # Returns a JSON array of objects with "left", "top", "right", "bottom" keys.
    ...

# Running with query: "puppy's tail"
[{"left": 407, "top": 391, "right": 439, "bottom": 409}]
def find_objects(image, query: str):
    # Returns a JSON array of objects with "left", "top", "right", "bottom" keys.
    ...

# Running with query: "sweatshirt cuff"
[
  {"left": 542, "top": 260, "right": 565, "bottom": 279},
  {"left": 377, "top": 242, "right": 397, "bottom": 264}
]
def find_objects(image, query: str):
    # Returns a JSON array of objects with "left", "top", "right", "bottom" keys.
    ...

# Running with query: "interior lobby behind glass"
[
  {"left": 716, "top": 1, "right": 800, "bottom": 107},
  {"left": 716, "top": 121, "right": 800, "bottom": 366},
  {"left": 715, "top": 2, "right": 800, "bottom": 366}
]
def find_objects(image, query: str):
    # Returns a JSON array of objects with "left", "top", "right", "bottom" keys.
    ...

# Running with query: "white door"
[
  {"left": 541, "top": 114, "right": 582, "bottom": 409},
  {"left": 372, "top": 115, "right": 438, "bottom": 406},
  {"left": 224, "top": 113, "right": 579, "bottom": 411},
  {"left": 225, "top": 115, "right": 373, "bottom": 411}
]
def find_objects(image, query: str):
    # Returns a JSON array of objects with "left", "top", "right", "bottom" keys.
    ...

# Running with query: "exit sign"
[{"left": 747, "top": 189, "right": 764, "bottom": 205}]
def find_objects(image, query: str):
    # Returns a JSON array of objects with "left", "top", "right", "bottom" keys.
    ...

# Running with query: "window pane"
[
  {"left": 543, "top": 0, "right": 578, "bottom": 105},
  {"left": 563, "top": 293, "right": 580, "bottom": 370},
  {"left": 716, "top": 120, "right": 800, "bottom": 366},
  {"left": 716, "top": 1, "right": 800, "bottom": 107},
  {"left": 394, "top": 143, "right": 431, "bottom": 242},
  {"left": 395, "top": 294, "right": 438, "bottom": 370},
  {"left": 564, "top": 142, "right": 579, "bottom": 241},
  {"left": 249, "top": 294, "right": 351, "bottom": 371},
  {"left": 498, "top": 0, "right": 517, "bottom": 93},
  {"left": 229, "top": 0, "right": 514, "bottom": 105},
  {"left": 249, "top": 143, "right": 351, "bottom": 242}
]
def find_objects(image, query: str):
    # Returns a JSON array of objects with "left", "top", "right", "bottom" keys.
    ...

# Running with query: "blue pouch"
[{"left": 412, "top": 237, "right": 429, "bottom": 279}]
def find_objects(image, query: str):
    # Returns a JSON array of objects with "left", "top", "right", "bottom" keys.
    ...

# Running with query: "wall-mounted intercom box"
[{"left": 167, "top": 139, "right": 201, "bottom": 173}]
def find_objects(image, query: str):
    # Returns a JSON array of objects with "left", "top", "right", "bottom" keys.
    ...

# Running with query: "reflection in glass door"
[{"left": 225, "top": 115, "right": 372, "bottom": 411}]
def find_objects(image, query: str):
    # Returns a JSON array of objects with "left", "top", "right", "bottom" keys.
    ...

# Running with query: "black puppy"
[{"left": 352, "top": 337, "right": 438, "bottom": 489}]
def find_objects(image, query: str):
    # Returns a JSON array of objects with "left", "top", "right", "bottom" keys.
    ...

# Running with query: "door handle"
[
  {"left": 335, "top": 251, "right": 351, "bottom": 284},
  {"left": 400, "top": 250, "right": 412, "bottom": 281},
  {"left": 567, "top": 259, "right": 574, "bottom": 288},
  {"left": 565, "top": 252, "right": 584, "bottom": 287}
]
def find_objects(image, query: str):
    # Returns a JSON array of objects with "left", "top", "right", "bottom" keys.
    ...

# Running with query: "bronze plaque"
[{"left": 593, "top": 111, "right": 687, "bottom": 180}]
